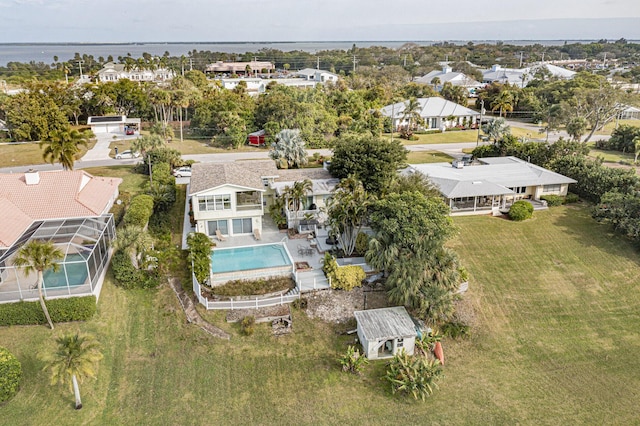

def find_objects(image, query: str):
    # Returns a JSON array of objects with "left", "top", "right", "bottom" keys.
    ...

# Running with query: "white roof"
[
  {"left": 482, "top": 63, "right": 575, "bottom": 86},
  {"left": 354, "top": 307, "right": 416, "bottom": 341},
  {"left": 271, "top": 178, "right": 339, "bottom": 196},
  {"left": 380, "top": 97, "right": 479, "bottom": 119},
  {"left": 415, "top": 70, "right": 481, "bottom": 87},
  {"left": 409, "top": 156, "right": 576, "bottom": 198},
  {"left": 296, "top": 68, "right": 337, "bottom": 77}
]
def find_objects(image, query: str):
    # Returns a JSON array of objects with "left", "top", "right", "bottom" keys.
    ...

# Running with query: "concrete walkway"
[{"left": 82, "top": 132, "right": 139, "bottom": 162}]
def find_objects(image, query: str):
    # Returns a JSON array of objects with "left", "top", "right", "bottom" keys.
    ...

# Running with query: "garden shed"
[{"left": 354, "top": 306, "right": 417, "bottom": 360}]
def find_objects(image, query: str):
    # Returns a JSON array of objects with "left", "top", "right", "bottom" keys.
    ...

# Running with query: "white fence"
[{"left": 193, "top": 272, "right": 301, "bottom": 310}]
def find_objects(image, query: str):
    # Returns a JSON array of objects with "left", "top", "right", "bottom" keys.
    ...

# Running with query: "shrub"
[
  {"left": 332, "top": 265, "right": 366, "bottom": 291},
  {"left": 240, "top": 316, "right": 255, "bottom": 336},
  {"left": 111, "top": 249, "right": 160, "bottom": 290},
  {"left": 110, "top": 191, "right": 131, "bottom": 226},
  {"left": 291, "top": 297, "right": 307, "bottom": 310},
  {"left": 0, "top": 347, "right": 22, "bottom": 403},
  {"left": 508, "top": 200, "right": 534, "bottom": 221},
  {"left": 540, "top": 194, "right": 564, "bottom": 207},
  {"left": 440, "top": 321, "right": 471, "bottom": 339},
  {"left": 338, "top": 345, "right": 368, "bottom": 374},
  {"left": 123, "top": 194, "right": 154, "bottom": 227},
  {"left": 0, "top": 296, "right": 96, "bottom": 326},
  {"left": 355, "top": 232, "right": 369, "bottom": 255},
  {"left": 565, "top": 192, "right": 580, "bottom": 204},
  {"left": 187, "top": 232, "right": 213, "bottom": 284},
  {"left": 384, "top": 349, "right": 444, "bottom": 401}
]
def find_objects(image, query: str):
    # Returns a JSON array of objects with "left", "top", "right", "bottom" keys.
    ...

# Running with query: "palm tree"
[
  {"left": 327, "top": 176, "right": 373, "bottom": 256},
  {"left": 40, "top": 128, "right": 91, "bottom": 170},
  {"left": 13, "top": 240, "right": 64, "bottom": 329},
  {"left": 131, "top": 134, "right": 164, "bottom": 182},
  {"left": 269, "top": 129, "right": 308, "bottom": 169},
  {"left": 481, "top": 117, "right": 511, "bottom": 142},
  {"left": 41, "top": 333, "right": 103, "bottom": 410},
  {"left": 490, "top": 90, "right": 514, "bottom": 117},
  {"left": 112, "top": 225, "right": 153, "bottom": 269},
  {"left": 401, "top": 97, "right": 423, "bottom": 131},
  {"left": 283, "top": 179, "right": 313, "bottom": 211}
]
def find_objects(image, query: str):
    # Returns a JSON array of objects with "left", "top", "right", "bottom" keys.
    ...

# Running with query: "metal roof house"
[
  {"left": 380, "top": 97, "right": 480, "bottom": 132},
  {"left": 354, "top": 306, "right": 417, "bottom": 359},
  {"left": 408, "top": 157, "right": 577, "bottom": 215},
  {"left": 415, "top": 66, "right": 483, "bottom": 95},
  {"left": 88, "top": 115, "right": 141, "bottom": 134}
]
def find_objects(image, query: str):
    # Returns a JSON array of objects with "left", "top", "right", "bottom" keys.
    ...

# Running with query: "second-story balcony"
[{"left": 236, "top": 191, "right": 262, "bottom": 211}]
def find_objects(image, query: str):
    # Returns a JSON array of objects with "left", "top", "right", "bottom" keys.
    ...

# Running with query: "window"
[
  {"left": 207, "top": 220, "right": 228, "bottom": 236},
  {"left": 232, "top": 218, "right": 252, "bottom": 234},
  {"left": 430, "top": 118, "right": 437, "bottom": 128},
  {"left": 508, "top": 186, "right": 527, "bottom": 194},
  {"left": 543, "top": 184, "right": 561, "bottom": 193},
  {"left": 262, "top": 178, "right": 270, "bottom": 187},
  {"left": 198, "top": 194, "right": 231, "bottom": 211},
  {"left": 397, "top": 338, "right": 404, "bottom": 348}
]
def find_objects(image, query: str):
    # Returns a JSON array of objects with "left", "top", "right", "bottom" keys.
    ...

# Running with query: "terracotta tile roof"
[
  {"left": 0, "top": 170, "right": 121, "bottom": 248},
  {"left": 0, "top": 199, "right": 33, "bottom": 247},
  {"left": 189, "top": 161, "right": 278, "bottom": 194}
]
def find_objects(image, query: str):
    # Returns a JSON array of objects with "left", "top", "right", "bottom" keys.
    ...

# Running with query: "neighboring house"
[
  {"left": 354, "top": 306, "right": 417, "bottom": 360},
  {"left": 205, "top": 61, "right": 275, "bottom": 75},
  {"left": 408, "top": 156, "right": 577, "bottom": 215},
  {"left": 215, "top": 76, "right": 320, "bottom": 96},
  {"left": 88, "top": 115, "right": 141, "bottom": 135},
  {"left": 415, "top": 66, "right": 483, "bottom": 95},
  {"left": 619, "top": 105, "right": 640, "bottom": 120},
  {"left": 96, "top": 62, "right": 175, "bottom": 82},
  {"left": 294, "top": 68, "right": 339, "bottom": 83},
  {"left": 189, "top": 161, "right": 279, "bottom": 238},
  {"left": 481, "top": 63, "right": 576, "bottom": 88},
  {"left": 380, "top": 97, "right": 480, "bottom": 131},
  {"left": 0, "top": 170, "right": 122, "bottom": 303},
  {"left": 270, "top": 168, "right": 339, "bottom": 230}
]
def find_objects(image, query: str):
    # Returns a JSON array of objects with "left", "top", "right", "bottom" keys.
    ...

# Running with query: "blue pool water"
[
  {"left": 43, "top": 253, "right": 89, "bottom": 289},
  {"left": 211, "top": 244, "right": 292, "bottom": 273}
]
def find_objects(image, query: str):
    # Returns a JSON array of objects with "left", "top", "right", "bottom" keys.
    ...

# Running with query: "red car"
[{"left": 125, "top": 128, "right": 135, "bottom": 135}]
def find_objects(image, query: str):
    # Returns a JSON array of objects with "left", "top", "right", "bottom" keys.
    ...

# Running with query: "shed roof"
[{"left": 354, "top": 306, "right": 416, "bottom": 341}]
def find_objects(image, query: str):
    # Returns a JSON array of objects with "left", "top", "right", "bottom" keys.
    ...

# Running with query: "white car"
[
  {"left": 115, "top": 150, "right": 140, "bottom": 159},
  {"left": 172, "top": 166, "right": 192, "bottom": 178}
]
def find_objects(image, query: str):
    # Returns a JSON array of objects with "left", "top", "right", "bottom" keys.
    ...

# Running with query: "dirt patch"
[
  {"left": 226, "top": 304, "right": 291, "bottom": 323},
  {"left": 305, "top": 285, "right": 390, "bottom": 323}
]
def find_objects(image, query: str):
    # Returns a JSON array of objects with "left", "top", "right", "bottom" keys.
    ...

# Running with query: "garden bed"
[{"left": 201, "top": 276, "right": 295, "bottom": 299}]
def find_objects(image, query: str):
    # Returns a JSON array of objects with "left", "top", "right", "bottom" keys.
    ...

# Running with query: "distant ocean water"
[{"left": 1, "top": 40, "right": 636, "bottom": 67}]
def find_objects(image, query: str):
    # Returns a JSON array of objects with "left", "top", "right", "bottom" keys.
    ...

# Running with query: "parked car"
[
  {"left": 125, "top": 128, "right": 135, "bottom": 135},
  {"left": 172, "top": 166, "right": 192, "bottom": 177},
  {"left": 115, "top": 150, "right": 140, "bottom": 159}
]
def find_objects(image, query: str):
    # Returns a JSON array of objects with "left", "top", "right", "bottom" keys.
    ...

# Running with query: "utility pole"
[
  {"left": 403, "top": 55, "right": 407, "bottom": 67},
  {"left": 352, "top": 55, "right": 357, "bottom": 73},
  {"left": 316, "top": 56, "right": 320, "bottom": 70},
  {"left": 77, "top": 60, "right": 84, "bottom": 79},
  {"left": 519, "top": 51, "right": 524, "bottom": 68},
  {"left": 477, "top": 99, "right": 485, "bottom": 146},
  {"left": 541, "top": 52, "right": 545, "bottom": 63},
  {"left": 189, "top": 58, "right": 193, "bottom": 71}
]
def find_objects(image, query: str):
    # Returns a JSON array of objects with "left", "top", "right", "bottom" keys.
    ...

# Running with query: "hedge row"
[
  {"left": 123, "top": 194, "right": 154, "bottom": 227},
  {"left": 0, "top": 296, "right": 96, "bottom": 326}
]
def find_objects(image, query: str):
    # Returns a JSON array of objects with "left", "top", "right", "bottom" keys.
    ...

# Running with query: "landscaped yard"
[
  {"left": 1, "top": 206, "right": 639, "bottom": 424},
  {"left": 390, "top": 125, "right": 532, "bottom": 146},
  {"left": 0, "top": 140, "right": 96, "bottom": 168},
  {"left": 406, "top": 150, "right": 453, "bottom": 164}
]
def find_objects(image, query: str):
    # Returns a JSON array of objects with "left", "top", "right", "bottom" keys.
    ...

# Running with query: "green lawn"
[
  {"left": 0, "top": 140, "right": 96, "bottom": 168},
  {"left": 82, "top": 165, "right": 147, "bottom": 195},
  {"left": 390, "top": 125, "right": 532, "bottom": 146},
  {"left": 406, "top": 150, "right": 453, "bottom": 164},
  {"left": 1, "top": 206, "right": 639, "bottom": 424}
]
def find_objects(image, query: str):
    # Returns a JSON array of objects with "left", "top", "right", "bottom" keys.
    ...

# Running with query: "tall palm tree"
[
  {"left": 401, "top": 97, "right": 423, "bottom": 131},
  {"left": 490, "top": 90, "right": 514, "bottom": 117},
  {"left": 283, "top": 179, "right": 313, "bottom": 211},
  {"left": 40, "top": 128, "right": 91, "bottom": 170},
  {"left": 41, "top": 333, "right": 103, "bottom": 410},
  {"left": 13, "top": 240, "right": 64, "bottom": 329}
]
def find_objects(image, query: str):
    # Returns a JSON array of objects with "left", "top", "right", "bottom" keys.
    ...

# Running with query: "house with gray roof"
[
  {"left": 415, "top": 66, "right": 483, "bottom": 96},
  {"left": 380, "top": 97, "right": 480, "bottom": 132},
  {"left": 354, "top": 306, "right": 417, "bottom": 359},
  {"left": 408, "top": 156, "right": 576, "bottom": 215},
  {"left": 481, "top": 63, "right": 576, "bottom": 88}
]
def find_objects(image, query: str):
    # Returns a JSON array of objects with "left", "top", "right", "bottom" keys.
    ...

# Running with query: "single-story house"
[
  {"left": 0, "top": 170, "right": 121, "bottom": 303},
  {"left": 408, "top": 156, "right": 577, "bottom": 215},
  {"left": 96, "top": 62, "right": 175, "bottom": 82},
  {"left": 354, "top": 306, "right": 417, "bottom": 359},
  {"left": 481, "top": 63, "right": 576, "bottom": 88},
  {"left": 205, "top": 61, "right": 275, "bottom": 75},
  {"left": 415, "top": 66, "right": 483, "bottom": 95},
  {"left": 380, "top": 97, "right": 480, "bottom": 132},
  {"left": 88, "top": 115, "right": 141, "bottom": 135},
  {"left": 295, "top": 68, "right": 339, "bottom": 84}
]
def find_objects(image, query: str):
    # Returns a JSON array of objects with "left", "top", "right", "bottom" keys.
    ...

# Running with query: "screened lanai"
[{"left": 0, "top": 215, "right": 115, "bottom": 303}]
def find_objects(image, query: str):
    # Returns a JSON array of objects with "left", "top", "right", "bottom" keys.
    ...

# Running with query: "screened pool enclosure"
[{"left": 0, "top": 215, "right": 115, "bottom": 303}]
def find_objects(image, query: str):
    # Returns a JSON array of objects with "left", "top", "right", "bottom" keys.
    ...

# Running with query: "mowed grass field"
[{"left": 1, "top": 206, "right": 640, "bottom": 424}]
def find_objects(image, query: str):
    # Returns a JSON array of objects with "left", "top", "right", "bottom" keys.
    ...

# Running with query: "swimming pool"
[
  {"left": 210, "top": 243, "right": 292, "bottom": 273},
  {"left": 43, "top": 253, "right": 89, "bottom": 289}
]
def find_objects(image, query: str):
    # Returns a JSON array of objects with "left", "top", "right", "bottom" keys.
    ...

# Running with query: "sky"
[{"left": 1, "top": 0, "right": 640, "bottom": 42}]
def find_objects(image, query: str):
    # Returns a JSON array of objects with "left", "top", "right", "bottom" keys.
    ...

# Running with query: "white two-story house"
[{"left": 189, "top": 161, "right": 279, "bottom": 238}]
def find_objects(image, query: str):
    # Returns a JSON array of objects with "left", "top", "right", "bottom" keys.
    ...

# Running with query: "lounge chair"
[
  {"left": 215, "top": 229, "right": 226, "bottom": 242},
  {"left": 253, "top": 228, "right": 261, "bottom": 240}
]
